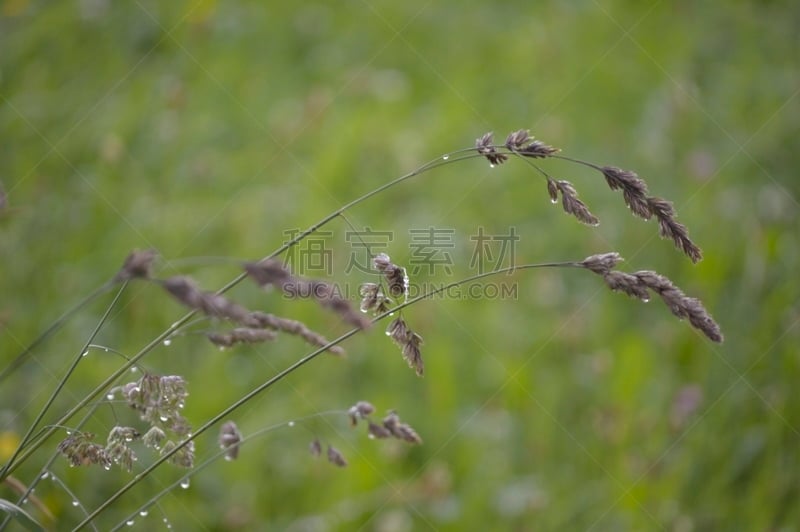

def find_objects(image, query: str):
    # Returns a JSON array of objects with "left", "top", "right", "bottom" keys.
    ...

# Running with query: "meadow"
[{"left": 1, "top": 1, "right": 798, "bottom": 530}]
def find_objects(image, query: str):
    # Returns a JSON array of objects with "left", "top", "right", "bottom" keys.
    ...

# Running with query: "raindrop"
[
  {"left": 489, "top": 163, "right": 496, "bottom": 169},
  {"left": 163, "top": 339, "right": 172, "bottom": 347},
  {"left": 287, "top": 421, "right": 295, "bottom": 427},
  {"left": 550, "top": 198, "right": 558, "bottom": 204},
  {"left": 81, "top": 351, "right": 89, "bottom": 357},
  {"left": 126, "top": 519, "right": 135, "bottom": 526},
  {"left": 224, "top": 455, "right": 234, "bottom": 462},
  {"left": 139, "top": 510, "right": 149, "bottom": 517},
  {"left": 72, "top": 500, "right": 80, "bottom": 507},
  {"left": 130, "top": 367, "right": 139, "bottom": 374},
  {"left": 642, "top": 297, "right": 651, "bottom": 303},
  {"left": 442, "top": 154, "right": 450, "bottom": 160},
  {"left": 389, "top": 312, "right": 395, "bottom": 317},
  {"left": 160, "top": 416, "right": 169, "bottom": 422},
  {"left": 179, "top": 478, "right": 190, "bottom": 489},
  {"left": 21, "top": 498, "right": 28, "bottom": 505},
  {"left": 106, "top": 392, "right": 115, "bottom": 401},
  {"left": 40, "top": 472, "right": 49, "bottom": 480}
]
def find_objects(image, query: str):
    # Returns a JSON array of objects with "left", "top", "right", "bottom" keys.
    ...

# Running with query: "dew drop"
[
  {"left": 40, "top": 472, "right": 49, "bottom": 480},
  {"left": 442, "top": 154, "right": 450, "bottom": 160},
  {"left": 180, "top": 478, "right": 190, "bottom": 489},
  {"left": 489, "top": 163, "right": 496, "bottom": 169},
  {"left": 139, "top": 510, "right": 149, "bottom": 517},
  {"left": 642, "top": 297, "right": 651, "bottom": 303},
  {"left": 72, "top": 500, "right": 80, "bottom": 507},
  {"left": 103, "top": 464, "right": 112, "bottom": 471},
  {"left": 130, "top": 367, "right": 139, "bottom": 374},
  {"left": 163, "top": 339, "right": 172, "bottom": 347},
  {"left": 160, "top": 415, "right": 169, "bottom": 422},
  {"left": 388, "top": 312, "right": 395, "bottom": 317},
  {"left": 126, "top": 519, "right": 135, "bottom": 526},
  {"left": 106, "top": 392, "right": 115, "bottom": 401},
  {"left": 81, "top": 351, "right": 89, "bottom": 357},
  {"left": 287, "top": 421, "right": 295, "bottom": 427},
  {"left": 224, "top": 455, "right": 234, "bottom": 462},
  {"left": 550, "top": 198, "right": 558, "bottom": 204},
  {"left": 367, "top": 434, "right": 375, "bottom": 440},
  {"left": 21, "top": 498, "right": 28, "bottom": 505}
]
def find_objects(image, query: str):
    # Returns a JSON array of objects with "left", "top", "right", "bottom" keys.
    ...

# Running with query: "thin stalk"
[
  {"left": 551, "top": 153, "right": 604, "bottom": 172},
  {"left": 0, "top": 280, "right": 115, "bottom": 383},
  {"left": 0, "top": 282, "right": 129, "bottom": 480},
  {"left": 74, "top": 259, "right": 584, "bottom": 529}
]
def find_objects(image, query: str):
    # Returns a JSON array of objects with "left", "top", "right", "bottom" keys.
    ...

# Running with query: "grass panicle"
[
  {"left": 113, "top": 249, "right": 158, "bottom": 282},
  {"left": 161, "top": 276, "right": 259, "bottom": 327},
  {"left": 580, "top": 253, "right": 723, "bottom": 342},
  {"left": 372, "top": 253, "right": 409, "bottom": 300},
  {"left": 476, "top": 130, "right": 704, "bottom": 262},
  {"left": 386, "top": 317, "right": 425, "bottom": 377},
  {"left": 245, "top": 260, "right": 370, "bottom": 330},
  {"left": 250, "top": 311, "right": 346, "bottom": 356},
  {"left": 207, "top": 328, "right": 277, "bottom": 348},
  {"left": 218, "top": 421, "right": 242, "bottom": 461},
  {"left": 326, "top": 445, "right": 348, "bottom": 468}
]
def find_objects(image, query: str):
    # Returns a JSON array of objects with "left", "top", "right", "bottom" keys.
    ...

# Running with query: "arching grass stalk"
[
  {"left": 0, "top": 149, "right": 479, "bottom": 481},
  {"left": 74, "top": 260, "right": 580, "bottom": 529}
]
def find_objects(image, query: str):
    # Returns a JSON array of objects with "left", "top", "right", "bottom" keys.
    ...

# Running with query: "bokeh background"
[{"left": 2, "top": 1, "right": 799, "bottom": 530}]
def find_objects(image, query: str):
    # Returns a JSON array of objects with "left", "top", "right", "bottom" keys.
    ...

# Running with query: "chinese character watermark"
[
  {"left": 469, "top": 226, "right": 520, "bottom": 274},
  {"left": 282, "top": 228, "right": 334, "bottom": 275},
  {"left": 408, "top": 227, "right": 455, "bottom": 275},
  {"left": 344, "top": 227, "right": 394, "bottom": 274}
]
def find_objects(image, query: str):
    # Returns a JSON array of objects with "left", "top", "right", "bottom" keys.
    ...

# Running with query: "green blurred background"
[{"left": 2, "top": 1, "right": 799, "bottom": 530}]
